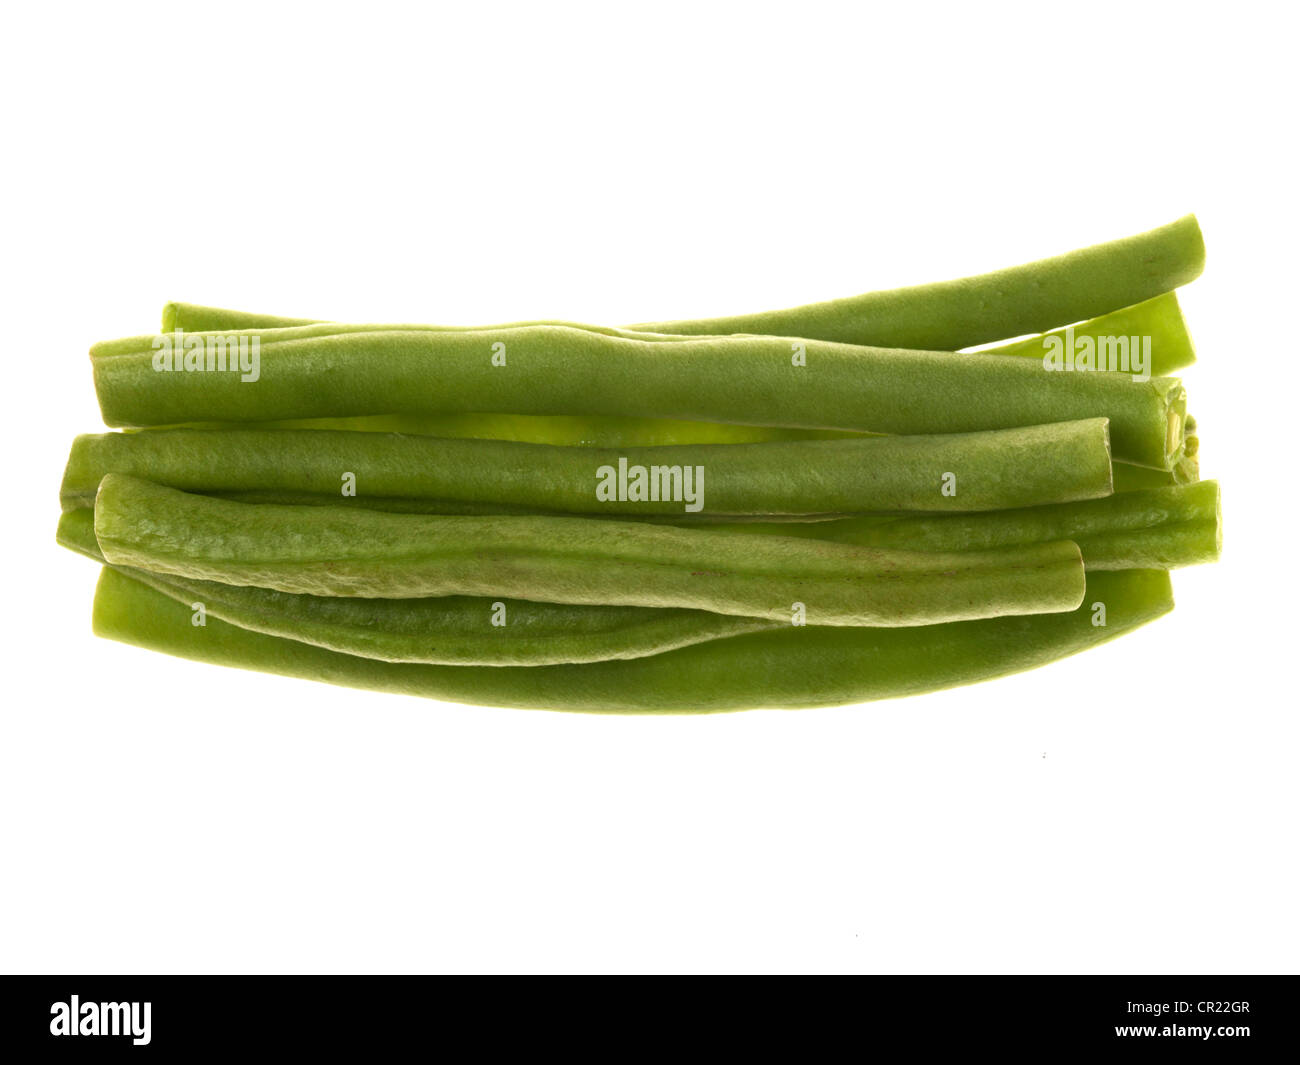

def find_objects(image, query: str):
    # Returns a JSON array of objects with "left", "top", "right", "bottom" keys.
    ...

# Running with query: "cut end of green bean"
[
  {"left": 1167, "top": 408, "right": 1183, "bottom": 458},
  {"left": 1144, "top": 377, "right": 1189, "bottom": 472},
  {"left": 55, "top": 506, "right": 99, "bottom": 562}
]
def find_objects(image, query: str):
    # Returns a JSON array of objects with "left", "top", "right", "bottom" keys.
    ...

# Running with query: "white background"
[{"left": 2, "top": 2, "right": 1295, "bottom": 974}]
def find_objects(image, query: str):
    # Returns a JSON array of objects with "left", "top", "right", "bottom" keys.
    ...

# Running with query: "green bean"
[
  {"left": 721, "top": 483, "right": 1221, "bottom": 571},
  {"left": 631, "top": 216, "right": 1205, "bottom": 351},
  {"left": 92, "top": 326, "right": 1186, "bottom": 468},
  {"left": 149, "top": 290, "right": 1194, "bottom": 445},
  {"left": 62, "top": 421, "right": 1113, "bottom": 516},
  {"left": 979, "top": 293, "right": 1195, "bottom": 376},
  {"left": 165, "top": 289, "right": 1196, "bottom": 373},
  {"left": 56, "top": 508, "right": 774, "bottom": 665},
  {"left": 160, "top": 218, "right": 1203, "bottom": 358},
  {"left": 93, "top": 475, "right": 1087, "bottom": 626},
  {"left": 162, "top": 288, "right": 1193, "bottom": 361},
  {"left": 90, "top": 567, "right": 1174, "bottom": 713}
]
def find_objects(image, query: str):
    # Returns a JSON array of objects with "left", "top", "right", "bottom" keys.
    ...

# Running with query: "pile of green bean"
[{"left": 60, "top": 216, "right": 1220, "bottom": 712}]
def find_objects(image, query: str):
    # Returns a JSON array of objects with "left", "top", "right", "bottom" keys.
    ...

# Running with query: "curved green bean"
[
  {"left": 91, "top": 567, "right": 1174, "bottom": 713},
  {"left": 56, "top": 508, "right": 775, "bottom": 665},
  {"left": 166, "top": 289, "right": 1196, "bottom": 374},
  {"left": 721, "top": 483, "right": 1221, "bottom": 571},
  {"left": 93, "top": 475, "right": 1087, "bottom": 626},
  {"left": 62, "top": 421, "right": 1114, "bottom": 516},
  {"left": 159, "top": 217, "right": 1204, "bottom": 358},
  {"left": 92, "top": 326, "right": 1186, "bottom": 468},
  {"left": 631, "top": 216, "right": 1205, "bottom": 351}
]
